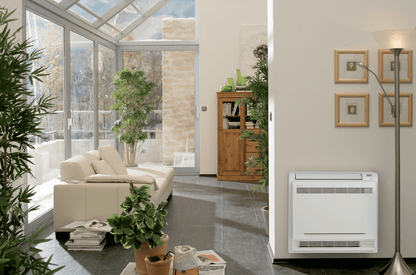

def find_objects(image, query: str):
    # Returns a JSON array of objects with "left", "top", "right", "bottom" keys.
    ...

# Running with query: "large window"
[
  {"left": 98, "top": 45, "right": 116, "bottom": 147},
  {"left": 26, "top": 11, "right": 65, "bottom": 223},
  {"left": 123, "top": 50, "right": 196, "bottom": 167},
  {"left": 71, "top": 32, "right": 94, "bottom": 156}
]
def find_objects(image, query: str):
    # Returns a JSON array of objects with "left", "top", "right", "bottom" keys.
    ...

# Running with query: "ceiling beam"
[
  {"left": 92, "top": 0, "right": 135, "bottom": 29},
  {"left": 77, "top": 2, "right": 102, "bottom": 20},
  {"left": 116, "top": 0, "right": 170, "bottom": 40},
  {"left": 59, "top": 0, "right": 80, "bottom": 11}
]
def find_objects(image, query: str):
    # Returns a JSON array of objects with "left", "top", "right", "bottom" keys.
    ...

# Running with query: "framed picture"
[
  {"left": 378, "top": 49, "right": 413, "bottom": 83},
  {"left": 379, "top": 93, "right": 413, "bottom": 127},
  {"left": 335, "top": 93, "right": 369, "bottom": 127},
  {"left": 334, "top": 50, "right": 369, "bottom": 83}
]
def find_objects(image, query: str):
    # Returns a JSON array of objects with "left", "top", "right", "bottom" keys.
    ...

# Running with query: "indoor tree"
[
  {"left": 111, "top": 68, "right": 156, "bottom": 165},
  {"left": 236, "top": 44, "right": 269, "bottom": 232},
  {"left": 0, "top": 7, "right": 63, "bottom": 274}
]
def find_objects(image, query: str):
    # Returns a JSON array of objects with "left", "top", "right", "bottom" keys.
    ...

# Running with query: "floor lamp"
[{"left": 359, "top": 29, "right": 416, "bottom": 275}]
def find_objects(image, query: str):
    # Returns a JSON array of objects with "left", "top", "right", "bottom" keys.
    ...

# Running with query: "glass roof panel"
[
  {"left": 69, "top": 5, "right": 97, "bottom": 23},
  {"left": 53, "top": 0, "right": 64, "bottom": 3},
  {"left": 79, "top": 0, "right": 123, "bottom": 17},
  {"left": 122, "top": 0, "right": 195, "bottom": 41},
  {"left": 108, "top": 5, "right": 141, "bottom": 31},
  {"left": 133, "top": 0, "right": 160, "bottom": 13},
  {"left": 99, "top": 24, "right": 118, "bottom": 37}
]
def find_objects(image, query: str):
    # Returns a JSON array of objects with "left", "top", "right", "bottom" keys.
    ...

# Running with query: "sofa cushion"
[
  {"left": 98, "top": 145, "right": 128, "bottom": 175},
  {"left": 60, "top": 150, "right": 100, "bottom": 181},
  {"left": 84, "top": 174, "right": 157, "bottom": 189},
  {"left": 91, "top": 160, "right": 116, "bottom": 175},
  {"left": 128, "top": 167, "right": 174, "bottom": 184}
]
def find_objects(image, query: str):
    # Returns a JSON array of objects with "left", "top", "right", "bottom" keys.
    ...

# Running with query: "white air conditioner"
[{"left": 288, "top": 172, "right": 378, "bottom": 253}]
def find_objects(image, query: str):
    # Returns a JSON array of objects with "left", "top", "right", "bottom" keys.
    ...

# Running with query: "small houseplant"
[
  {"left": 111, "top": 68, "right": 156, "bottom": 166},
  {"left": 236, "top": 44, "right": 269, "bottom": 234},
  {"left": 0, "top": 7, "right": 63, "bottom": 274},
  {"left": 107, "top": 183, "right": 169, "bottom": 274}
]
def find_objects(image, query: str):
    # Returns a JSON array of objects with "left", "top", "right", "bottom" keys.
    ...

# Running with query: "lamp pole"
[{"left": 379, "top": 48, "right": 414, "bottom": 275}]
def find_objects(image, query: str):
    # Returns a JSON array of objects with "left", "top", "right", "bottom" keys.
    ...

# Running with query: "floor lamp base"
[{"left": 379, "top": 252, "right": 414, "bottom": 275}]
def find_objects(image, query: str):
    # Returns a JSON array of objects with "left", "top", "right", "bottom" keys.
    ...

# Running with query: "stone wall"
[{"left": 162, "top": 18, "right": 196, "bottom": 166}]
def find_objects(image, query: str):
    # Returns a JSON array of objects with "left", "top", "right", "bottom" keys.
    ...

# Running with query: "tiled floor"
[{"left": 33, "top": 176, "right": 413, "bottom": 274}]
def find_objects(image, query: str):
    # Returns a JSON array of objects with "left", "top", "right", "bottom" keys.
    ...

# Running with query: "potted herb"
[
  {"left": 236, "top": 44, "right": 269, "bottom": 235},
  {"left": 107, "top": 183, "right": 169, "bottom": 275},
  {"left": 111, "top": 68, "right": 156, "bottom": 166},
  {"left": 0, "top": 7, "right": 63, "bottom": 274}
]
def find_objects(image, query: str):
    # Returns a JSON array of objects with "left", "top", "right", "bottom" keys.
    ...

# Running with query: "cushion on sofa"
[
  {"left": 84, "top": 174, "right": 158, "bottom": 190},
  {"left": 60, "top": 150, "right": 100, "bottom": 181},
  {"left": 91, "top": 160, "right": 116, "bottom": 175},
  {"left": 98, "top": 145, "right": 128, "bottom": 175},
  {"left": 128, "top": 167, "right": 174, "bottom": 184}
]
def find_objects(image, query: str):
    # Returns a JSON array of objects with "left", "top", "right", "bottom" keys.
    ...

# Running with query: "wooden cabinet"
[{"left": 217, "top": 92, "right": 262, "bottom": 181}]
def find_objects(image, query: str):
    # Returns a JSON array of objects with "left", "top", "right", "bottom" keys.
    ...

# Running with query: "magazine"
[
  {"left": 199, "top": 264, "right": 226, "bottom": 275},
  {"left": 195, "top": 250, "right": 226, "bottom": 266},
  {"left": 61, "top": 219, "right": 112, "bottom": 232}
]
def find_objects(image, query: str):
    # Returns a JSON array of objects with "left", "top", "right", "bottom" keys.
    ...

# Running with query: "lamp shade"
[{"left": 372, "top": 29, "right": 416, "bottom": 49}]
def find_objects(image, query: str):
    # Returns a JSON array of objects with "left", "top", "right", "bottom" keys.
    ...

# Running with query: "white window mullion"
[
  {"left": 92, "top": 0, "right": 135, "bottom": 29},
  {"left": 76, "top": 3, "right": 102, "bottom": 21},
  {"left": 59, "top": 0, "right": 81, "bottom": 11},
  {"left": 116, "top": 0, "right": 171, "bottom": 40}
]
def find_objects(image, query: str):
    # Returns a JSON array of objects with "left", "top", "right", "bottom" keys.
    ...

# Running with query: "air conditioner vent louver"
[
  {"left": 298, "top": 241, "right": 363, "bottom": 248},
  {"left": 296, "top": 187, "right": 372, "bottom": 194}
]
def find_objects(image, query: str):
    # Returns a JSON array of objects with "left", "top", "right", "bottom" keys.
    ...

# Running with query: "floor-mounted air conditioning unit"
[{"left": 288, "top": 172, "right": 378, "bottom": 253}]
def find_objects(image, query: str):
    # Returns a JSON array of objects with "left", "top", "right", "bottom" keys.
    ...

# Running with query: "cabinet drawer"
[{"left": 245, "top": 141, "right": 259, "bottom": 153}]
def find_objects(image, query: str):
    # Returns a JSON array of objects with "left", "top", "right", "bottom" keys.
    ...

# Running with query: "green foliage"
[
  {"left": 107, "top": 183, "right": 168, "bottom": 250},
  {"left": 236, "top": 53, "right": 269, "bottom": 202},
  {"left": 220, "top": 84, "right": 233, "bottom": 93},
  {"left": 111, "top": 68, "right": 156, "bottom": 147},
  {"left": 0, "top": 7, "right": 63, "bottom": 274},
  {"left": 236, "top": 69, "right": 246, "bottom": 86}
]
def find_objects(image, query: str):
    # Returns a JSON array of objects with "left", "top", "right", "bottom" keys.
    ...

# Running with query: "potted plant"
[
  {"left": 0, "top": 7, "right": 63, "bottom": 274},
  {"left": 236, "top": 44, "right": 269, "bottom": 235},
  {"left": 107, "top": 183, "right": 169, "bottom": 275},
  {"left": 111, "top": 68, "right": 156, "bottom": 166},
  {"left": 145, "top": 252, "right": 174, "bottom": 275}
]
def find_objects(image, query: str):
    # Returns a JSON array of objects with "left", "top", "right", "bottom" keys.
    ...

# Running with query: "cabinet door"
[{"left": 218, "top": 131, "right": 244, "bottom": 176}]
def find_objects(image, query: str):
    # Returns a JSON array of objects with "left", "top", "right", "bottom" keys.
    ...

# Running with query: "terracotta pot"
[
  {"left": 145, "top": 253, "right": 172, "bottom": 275},
  {"left": 262, "top": 206, "right": 269, "bottom": 236},
  {"left": 133, "top": 234, "right": 169, "bottom": 275}
]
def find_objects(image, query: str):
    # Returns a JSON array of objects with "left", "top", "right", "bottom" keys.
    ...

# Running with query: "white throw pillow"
[
  {"left": 98, "top": 145, "right": 128, "bottom": 175},
  {"left": 91, "top": 160, "right": 116, "bottom": 175},
  {"left": 84, "top": 174, "right": 158, "bottom": 191}
]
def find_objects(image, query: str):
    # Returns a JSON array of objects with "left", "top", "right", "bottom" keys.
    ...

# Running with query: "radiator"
[{"left": 288, "top": 172, "right": 378, "bottom": 253}]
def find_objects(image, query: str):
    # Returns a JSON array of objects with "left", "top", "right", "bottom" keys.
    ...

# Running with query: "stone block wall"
[{"left": 162, "top": 18, "right": 196, "bottom": 166}]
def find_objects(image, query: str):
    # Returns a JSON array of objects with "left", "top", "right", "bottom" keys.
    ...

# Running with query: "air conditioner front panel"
[{"left": 293, "top": 181, "right": 377, "bottom": 234}]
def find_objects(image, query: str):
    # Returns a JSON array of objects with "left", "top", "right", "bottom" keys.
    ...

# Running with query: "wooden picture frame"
[
  {"left": 378, "top": 49, "right": 413, "bottom": 83},
  {"left": 335, "top": 93, "right": 369, "bottom": 127},
  {"left": 334, "top": 50, "right": 369, "bottom": 83},
  {"left": 379, "top": 93, "right": 413, "bottom": 127}
]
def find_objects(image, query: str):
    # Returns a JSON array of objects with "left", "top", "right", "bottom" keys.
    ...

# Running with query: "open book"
[{"left": 61, "top": 219, "right": 112, "bottom": 233}]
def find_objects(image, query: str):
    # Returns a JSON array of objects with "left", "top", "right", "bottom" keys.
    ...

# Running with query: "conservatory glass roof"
[{"left": 46, "top": 0, "right": 195, "bottom": 41}]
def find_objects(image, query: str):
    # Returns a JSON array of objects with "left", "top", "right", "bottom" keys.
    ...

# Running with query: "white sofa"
[{"left": 54, "top": 150, "right": 174, "bottom": 232}]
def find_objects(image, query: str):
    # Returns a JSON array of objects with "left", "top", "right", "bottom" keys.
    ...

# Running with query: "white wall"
[
  {"left": 269, "top": 0, "right": 416, "bottom": 259},
  {"left": 199, "top": 0, "right": 267, "bottom": 174}
]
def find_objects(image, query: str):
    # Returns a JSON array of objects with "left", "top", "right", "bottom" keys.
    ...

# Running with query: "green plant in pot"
[
  {"left": 236, "top": 44, "right": 269, "bottom": 235},
  {"left": 111, "top": 68, "right": 156, "bottom": 166},
  {"left": 0, "top": 7, "right": 63, "bottom": 274},
  {"left": 107, "top": 183, "right": 168, "bottom": 274}
]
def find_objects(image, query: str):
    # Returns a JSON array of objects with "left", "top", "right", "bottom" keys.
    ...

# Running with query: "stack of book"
[
  {"left": 196, "top": 250, "right": 226, "bottom": 275},
  {"left": 61, "top": 219, "right": 111, "bottom": 251},
  {"left": 65, "top": 230, "right": 106, "bottom": 251},
  {"left": 246, "top": 121, "right": 255, "bottom": 129}
]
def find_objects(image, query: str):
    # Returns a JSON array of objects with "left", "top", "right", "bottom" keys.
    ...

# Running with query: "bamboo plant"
[{"left": 0, "top": 7, "right": 63, "bottom": 274}]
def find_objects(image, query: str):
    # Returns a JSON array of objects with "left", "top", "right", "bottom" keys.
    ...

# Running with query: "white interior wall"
[
  {"left": 269, "top": 0, "right": 416, "bottom": 259},
  {"left": 199, "top": 0, "right": 267, "bottom": 174}
]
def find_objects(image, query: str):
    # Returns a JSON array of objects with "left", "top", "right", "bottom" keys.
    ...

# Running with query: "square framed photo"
[
  {"left": 335, "top": 93, "right": 369, "bottom": 127},
  {"left": 379, "top": 93, "right": 413, "bottom": 127},
  {"left": 378, "top": 49, "right": 413, "bottom": 83},
  {"left": 334, "top": 50, "right": 369, "bottom": 83}
]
